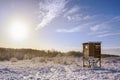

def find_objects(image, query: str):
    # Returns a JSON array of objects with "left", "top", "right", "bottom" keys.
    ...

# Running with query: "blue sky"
[{"left": 0, "top": 0, "right": 120, "bottom": 54}]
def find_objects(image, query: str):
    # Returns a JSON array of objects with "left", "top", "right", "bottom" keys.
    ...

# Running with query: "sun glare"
[{"left": 9, "top": 20, "right": 29, "bottom": 42}]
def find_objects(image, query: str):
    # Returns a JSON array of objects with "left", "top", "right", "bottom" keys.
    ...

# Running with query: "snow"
[{"left": 0, "top": 57, "right": 119, "bottom": 80}]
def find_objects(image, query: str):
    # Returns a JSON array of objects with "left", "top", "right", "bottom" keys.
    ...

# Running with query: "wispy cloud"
[
  {"left": 97, "top": 32, "right": 120, "bottom": 37},
  {"left": 63, "top": 5, "right": 83, "bottom": 21},
  {"left": 64, "top": 6, "right": 80, "bottom": 16},
  {"left": 35, "top": 0, "right": 68, "bottom": 30},
  {"left": 88, "top": 31, "right": 109, "bottom": 35},
  {"left": 90, "top": 24, "right": 110, "bottom": 32},
  {"left": 112, "top": 16, "right": 120, "bottom": 21},
  {"left": 90, "top": 16, "right": 120, "bottom": 32},
  {"left": 63, "top": 5, "right": 95, "bottom": 21},
  {"left": 65, "top": 12, "right": 94, "bottom": 21},
  {"left": 66, "top": 14, "right": 82, "bottom": 21},
  {"left": 90, "top": 24, "right": 101, "bottom": 31},
  {"left": 89, "top": 16, "right": 120, "bottom": 37},
  {"left": 56, "top": 21, "right": 95, "bottom": 33},
  {"left": 56, "top": 26, "right": 82, "bottom": 33}
]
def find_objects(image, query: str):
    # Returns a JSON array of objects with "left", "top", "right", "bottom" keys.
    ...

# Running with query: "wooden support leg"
[
  {"left": 100, "top": 58, "right": 101, "bottom": 67},
  {"left": 83, "top": 57, "right": 84, "bottom": 67}
]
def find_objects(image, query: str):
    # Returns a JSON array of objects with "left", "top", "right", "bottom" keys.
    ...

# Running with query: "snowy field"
[{"left": 0, "top": 57, "right": 119, "bottom": 80}]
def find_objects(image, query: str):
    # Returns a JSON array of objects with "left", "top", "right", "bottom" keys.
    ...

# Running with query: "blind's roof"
[{"left": 83, "top": 41, "right": 101, "bottom": 44}]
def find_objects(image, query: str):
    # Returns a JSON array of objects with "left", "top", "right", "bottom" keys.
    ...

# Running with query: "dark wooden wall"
[{"left": 83, "top": 42, "right": 101, "bottom": 58}]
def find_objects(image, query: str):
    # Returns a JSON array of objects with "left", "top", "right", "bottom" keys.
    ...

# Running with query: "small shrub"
[
  {"left": 10, "top": 58, "right": 18, "bottom": 62},
  {"left": 67, "top": 51, "right": 82, "bottom": 57},
  {"left": 31, "top": 57, "right": 46, "bottom": 63},
  {"left": 39, "top": 57, "right": 46, "bottom": 63},
  {"left": 53, "top": 56, "right": 76, "bottom": 65},
  {"left": 53, "top": 57, "right": 62, "bottom": 64},
  {"left": 46, "top": 57, "right": 53, "bottom": 62},
  {"left": 24, "top": 54, "right": 30, "bottom": 60}
]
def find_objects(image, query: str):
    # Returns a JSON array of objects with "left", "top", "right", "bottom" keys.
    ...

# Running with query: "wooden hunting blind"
[{"left": 83, "top": 42, "right": 101, "bottom": 67}]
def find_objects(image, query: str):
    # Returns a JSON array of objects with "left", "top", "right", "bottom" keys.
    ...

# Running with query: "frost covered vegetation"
[
  {"left": 0, "top": 47, "right": 119, "bottom": 80},
  {"left": 0, "top": 47, "right": 82, "bottom": 61},
  {"left": 0, "top": 47, "right": 118, "bottom": 61}
]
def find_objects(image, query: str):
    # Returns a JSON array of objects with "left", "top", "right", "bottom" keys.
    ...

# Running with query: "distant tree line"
[
  {"left": 0, "top": 47, "right": 82, "bottom": 61},
  {"left": 0, "top": 47, "right": 119, "bottom": 61}
]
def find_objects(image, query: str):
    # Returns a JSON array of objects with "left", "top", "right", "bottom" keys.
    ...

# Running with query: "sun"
[{"left": 9, "top": 19, "right": 30, "bottom": 42}]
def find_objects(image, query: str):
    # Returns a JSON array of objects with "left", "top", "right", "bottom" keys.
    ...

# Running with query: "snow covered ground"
[{"left": 0, "top": 57, "right": 119, "bottom": 80}]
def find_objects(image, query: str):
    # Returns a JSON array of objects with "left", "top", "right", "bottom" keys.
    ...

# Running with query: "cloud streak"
[
  {"left": 88, "top": 16, "right": 120, "bottom": 38},
  {"left": 64, "top": 6, "right": 80, "bottom": 17},
  {"left": 56, "top": 27, "right": 80, "bottom": 33},
  {"left": 56, "top": 25, "right": 85, "bottom": 33},
  {"left": 97, "top": 32, "right": 120, "bottom": 37},
  {"left": 88, "top": 31, "right": 109, "bottom": 35},
  {"left": 35, "top": 0, "right": 67, "bottom": 30}
]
